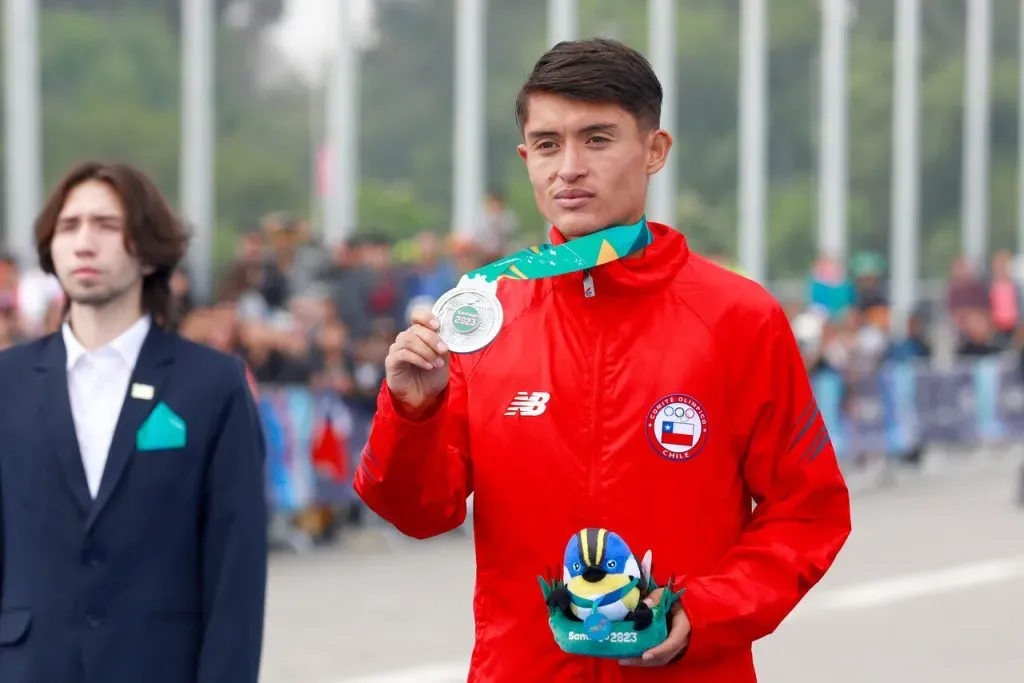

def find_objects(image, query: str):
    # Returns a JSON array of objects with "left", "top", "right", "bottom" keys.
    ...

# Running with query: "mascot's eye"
[
  {"left": 606, "top": 560, "right": 617, "bottom": 569},
  {"left": 572, "top": 562, "right": 581, "bottom": 572}
]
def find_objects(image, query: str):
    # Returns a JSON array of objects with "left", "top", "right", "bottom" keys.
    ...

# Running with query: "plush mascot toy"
[{"left": 538, "top": 528, "right": 683, "bottom": 659}]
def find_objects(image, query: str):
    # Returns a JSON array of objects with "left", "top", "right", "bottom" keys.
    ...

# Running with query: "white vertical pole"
[
  {"left": 738, "top": 0, "right": 768, "bottom": 282},
  {"left": 1017, "top": 0, "right": 1024, "bottom": 255},
  {"left": 890, "top": 0, "right": 921, "bottom": 335},
  {"left": 452, "top": 0, "right": 487, "bottom": 240},
  {"left": 647, "top": 0, "right": 677, "bottom": 225},
  {"left": 817, "top": 0, "right": 848, "bottom": 262},
  {"left": 962, "top": 0, "right": 991, "bottom": 268},
  {"left": 547, "top": 0, "right": 579, "bottom": 47},
  {"left": 181, "top": 0, "right": 215, "bottom": 302},
  {"left": 325, "top": 2, "right": 360, "bottom": 245},
  {"left": 4, "top": 0, "right": 42, "bottom": 267}
]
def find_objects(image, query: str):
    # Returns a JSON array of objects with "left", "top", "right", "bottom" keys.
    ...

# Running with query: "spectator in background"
[
  {"left": 359, "top": 234, "right": 408, "bottom": 331},
  {"left": 988, "top": 249, "right": 1021, "bottom": 349},
  {"left": 808, "top": 254, "right": 856, "bottom": 319},
  {"left": 0, "top": 252, "right": 18, "bottom": 311},
  {"left": 404, "top": 230, "right": 457, "bottom": 302},
  {"left": 888, "top": 308, "right": 932, "bottom": 361},
  {"left": 170, "top": 266, "right": 194, "bottom": 326},
  {"left": 849, "top": 251, "right": 887, "bottom": 309},
  {"left": 958, "top": 309, "right": 1001, "bottom": 357},
  {"left": 947, "top": 255, "right": 989, "bottom": 341},
  {"left": 461, "top": 189, "right": 518, "bottom": 263},
  {"left": 0, "top": 299, "right": 21, "bottom": 351}
]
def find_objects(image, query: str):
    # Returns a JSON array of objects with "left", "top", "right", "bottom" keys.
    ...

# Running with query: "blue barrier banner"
[
  {"left": 259, "top": 355, "right": 1024, "bottom": 507},
  {"left": 812, "top": 355, "right": 1024, "bottom": 461},
  {"left": 260, "top": 388, "right": 356, "bottom": 513}
]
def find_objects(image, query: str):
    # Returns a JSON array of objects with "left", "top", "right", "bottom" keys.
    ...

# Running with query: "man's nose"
[
  {"left": 556, "top": 143, "right": 587, "bottom": 182},
  {"left": 72, "top": 225, "right": 99, "bottom": 254}
]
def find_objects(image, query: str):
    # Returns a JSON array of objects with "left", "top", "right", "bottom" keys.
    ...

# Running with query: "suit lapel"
[
  {"left": 35, "top": 335, "right": 92, "bottom": 514},
  {"left": 86, "top": 325, "right": 175, "bottom": 531}
]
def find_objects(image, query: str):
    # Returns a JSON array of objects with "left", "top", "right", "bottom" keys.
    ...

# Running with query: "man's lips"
[
  {"left": 554, "top": 190, "right": 595, "bottom": 208},
  {"left": 72, "top": 268, "right": 100, "bottom": 277}
]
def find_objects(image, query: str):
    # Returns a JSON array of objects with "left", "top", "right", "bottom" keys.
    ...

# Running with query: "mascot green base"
[{"left": 537, "top": 528, "right": 684, "bottom": 660}]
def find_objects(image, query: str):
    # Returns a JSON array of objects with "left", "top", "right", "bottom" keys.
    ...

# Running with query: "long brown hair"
[{"left": 34, "top": 160, "right": 190, "bottom": 329}]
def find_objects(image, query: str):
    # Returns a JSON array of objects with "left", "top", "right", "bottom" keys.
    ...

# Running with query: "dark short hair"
[
  {"left": 34, "top": 160, "right": 189, "bottom": 328},
  {"left": 515, "top": 38, "right": 663, "bottom": 134}
]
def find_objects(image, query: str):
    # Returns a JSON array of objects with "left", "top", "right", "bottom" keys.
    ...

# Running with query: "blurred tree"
[
  {"left": 3, "top": 0, "right": 1021, "bottom": 286},
  {"left": 40, "top": 0, "right": 284, "bottom": 32}
]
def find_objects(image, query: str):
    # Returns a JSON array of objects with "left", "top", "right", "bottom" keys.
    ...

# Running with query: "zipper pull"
[{"left": 583, "top": 269, "right": 596, "bottom": 298}]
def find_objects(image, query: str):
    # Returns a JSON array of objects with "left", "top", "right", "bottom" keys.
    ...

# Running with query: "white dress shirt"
[{"left": 63, "top": 315, "right": 151, "bottom": 498}]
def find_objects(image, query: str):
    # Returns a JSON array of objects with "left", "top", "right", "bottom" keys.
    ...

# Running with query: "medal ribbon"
[
  {"left": 568, "top": 577, "right": 641, "bottom": 609},
  {"left": 465, "top": 216, "right": 653, "bottom": 284}
]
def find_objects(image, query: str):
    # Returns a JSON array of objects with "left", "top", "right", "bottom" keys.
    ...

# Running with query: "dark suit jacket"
[{"left": 0, "top": 324, "right": 268, "bottom": 683}]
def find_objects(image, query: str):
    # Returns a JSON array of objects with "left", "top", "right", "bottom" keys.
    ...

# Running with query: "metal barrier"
[
  {"left": 257, "top": 354, "right": 1024, "bottom": 545},
  {"left": 811, "top": 353, "right": 1024, "bottom": 462}
]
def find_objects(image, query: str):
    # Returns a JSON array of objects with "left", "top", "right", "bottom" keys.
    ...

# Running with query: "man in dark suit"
[{"left": 0, "top": 160, "right": 268, "bottom": 682}]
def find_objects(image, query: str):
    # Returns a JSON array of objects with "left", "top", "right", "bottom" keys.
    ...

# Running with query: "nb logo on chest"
[{"left": 504, "top": 391, "right": 551, "bottom": 417}]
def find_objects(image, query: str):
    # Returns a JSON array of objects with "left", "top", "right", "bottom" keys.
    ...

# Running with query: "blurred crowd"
[
  {"left": 790, "top": 248, "right": 1024, "bottom": 378},
  {"left": 3, "top": 205, "right": 1024, "bottom": 530}
]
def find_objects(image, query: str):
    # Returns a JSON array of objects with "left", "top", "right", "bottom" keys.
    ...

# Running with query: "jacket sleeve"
[
  {"left": 677, "top": 301, "right": 852, "bottom": 659},
  {"left": 197, "top": 360, "right": 269, "bottom": 683},
  {"left": 353, "top": 355, "right": 472, "bottom": 539}
]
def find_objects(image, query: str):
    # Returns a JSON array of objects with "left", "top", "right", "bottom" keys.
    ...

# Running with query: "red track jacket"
[{"left": 355, "top": 222, "right": 852, "bottom": 682}]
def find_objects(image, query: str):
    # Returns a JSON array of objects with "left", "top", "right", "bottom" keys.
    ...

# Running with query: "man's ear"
[
  {"left": 517, "top": 143, "right": 528, "bottom": 162},
  {"left": 141, "top": 264, "right": 157, "bottom": 276},
  {"left": 645, "top": 129, "right": 673, "bottom": 176}
]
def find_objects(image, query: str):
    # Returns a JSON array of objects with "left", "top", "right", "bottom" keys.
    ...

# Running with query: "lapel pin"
[{"left": 131, "top": 383, "right": 155, "bottom": 400}]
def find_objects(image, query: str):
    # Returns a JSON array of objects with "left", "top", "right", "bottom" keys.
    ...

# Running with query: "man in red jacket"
[{"left": 355, "top": 38, "right": 851, "bottom": 682}]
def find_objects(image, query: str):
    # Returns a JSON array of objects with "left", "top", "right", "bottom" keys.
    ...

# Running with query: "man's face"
[
  {"left": 51, "top": 179, "right": 148, "bottom": 309},
  {"left": 518, "top": 93, "right": 671, "bottom": 238}
]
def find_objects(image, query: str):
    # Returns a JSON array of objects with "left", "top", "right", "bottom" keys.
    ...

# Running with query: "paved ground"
[{"left": 261, "top": 451, "right": 1024, "bottom": 683}]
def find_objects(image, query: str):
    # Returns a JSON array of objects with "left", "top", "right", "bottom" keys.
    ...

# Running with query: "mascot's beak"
[{"left": 582, "top": 566, "right": 606, "bottom": 583}]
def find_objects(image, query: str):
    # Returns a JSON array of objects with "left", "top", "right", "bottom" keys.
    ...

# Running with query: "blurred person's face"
[
  {"left": 50, "top": 180, "right": 150, "bottom": 311},
  {"left": 484, "top": 194, "right": 504, "bottom": 214},
  {"left": 364, "top": 244, "right": 392, "bottom": 270},
  {"left": 864, "top": 305, "right": 890, "bottom": 331},
  {"left": 170, "top": 270, "right": 190, "bottom": 298},
  {"left": 239, "top": 233, "right": 264, "bottom": 262},
  {"left": 517, "top": 93, "right": 671, "bottom": 239},
  {"left": 951, "top": 256, "right": 972, "bottom": 279},
  {"left": 416, "top": 232, "right": 439, "bottom": 260},
  {"left": 993, "top": 250, "right": 1012, "bottom": 277},
  {"left": 331, "top": 243, "right": 354, "bottom": 267},
  {"left": 966, "top": 310, "right": 991, "bottom": 341},
  {"left": 208, "top": 305, "right": 240, "bottom": 352},
  {"left": 0, "top": 261, "right": 16, "bottom": 288},
  {"left": 317, "top": 322, "right": 347, "bottom": 352}
]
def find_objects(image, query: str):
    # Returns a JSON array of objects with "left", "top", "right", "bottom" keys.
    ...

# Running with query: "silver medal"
[{"left": 432, "top": 283, "right": 503, "bottom": 354}]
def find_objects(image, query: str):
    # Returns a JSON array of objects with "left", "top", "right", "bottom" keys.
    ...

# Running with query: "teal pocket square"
[{"left": 136, "top": 402, "right": 187, "bottom": 451}]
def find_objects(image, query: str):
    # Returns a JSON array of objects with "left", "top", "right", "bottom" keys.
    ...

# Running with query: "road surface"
[{"left": 261, "top": 453, "right": 1024, "bottom": 683}]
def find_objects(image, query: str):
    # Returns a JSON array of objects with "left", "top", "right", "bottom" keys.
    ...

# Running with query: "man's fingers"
[
  {"left": 399, "top": 332, "right": 442, "bottom": 365},
  {"left": 403, "top": 325, "right": 448, "bottom": 355},
  {"left": 639, "top": 636, "right": 679, "bottom": 662},
  {"left": 410, "top": 309, "right": 440, "bottom": 330},
  {"left": 387, "top": 348, "right": 436, "bottom": 372}
]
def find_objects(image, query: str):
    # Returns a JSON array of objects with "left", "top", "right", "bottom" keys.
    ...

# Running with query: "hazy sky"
[{"left": 266, "top": 0, "right": 378, "bottom": 84}]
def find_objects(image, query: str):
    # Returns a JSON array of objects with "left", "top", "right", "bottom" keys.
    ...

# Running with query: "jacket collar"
[{"left": 546, "top": 221, "right": 689, "bottom": 298}]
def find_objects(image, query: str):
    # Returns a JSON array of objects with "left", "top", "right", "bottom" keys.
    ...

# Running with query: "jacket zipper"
[
  {"left": 583, "top": 269, "right": 596, "bottom": 298},
  {"left": 587, "top": 270, "right": 604, "bottom": 683}
]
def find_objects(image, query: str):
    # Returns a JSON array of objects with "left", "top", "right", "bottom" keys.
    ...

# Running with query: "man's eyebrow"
[
  {"left": 526, "top": 123, "right": 620, "bottom": 141},
  {"left": 57, "top": 212, "right": 123, "bottom": 222},
  {"left": 579, "top": 123, "right": 619, "bottom": 135}
]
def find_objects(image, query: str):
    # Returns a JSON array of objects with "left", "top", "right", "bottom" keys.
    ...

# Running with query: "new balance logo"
[{"left": 504, "top": 391, "right": 550, "bottom": 416}]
